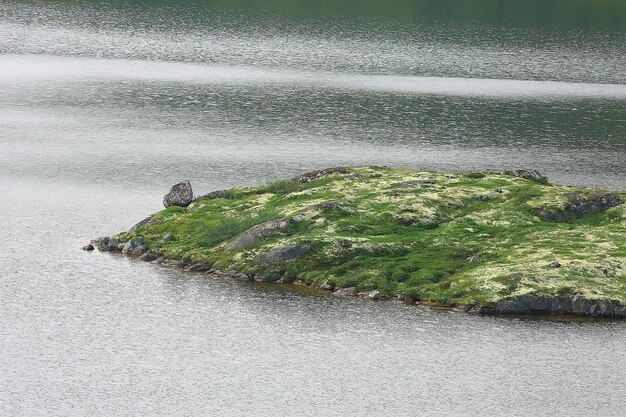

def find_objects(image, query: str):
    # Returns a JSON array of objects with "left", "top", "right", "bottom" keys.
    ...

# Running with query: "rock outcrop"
[
  {"left": 223, "top": 219, "right": 290, "bottom": 250},
  {"left": 129, "top": 215, "right": 160, "bottom": 232},
  {"left": 539, "top": 192, "right": 624, "bottom": 222},
  {"left": 505, "top": 169, "right": 548, "bottom": 183},
  {"left": 121, "top": 237, "right": 148, "bottom": 255},
  {"left": 295, "top": 167, "right": 349, "bottom": 183},
  {"left": 163, "top": 181, "right": 193, "bottom": 208},
  {"left": 469, "top": 294, "right": 626, "bottom": 318},
  {"left": 90, "top": 236, "right": 120, "bottom": 252},
  {"left": 260, "top": 244, "right": 306, "bottom": 264}
]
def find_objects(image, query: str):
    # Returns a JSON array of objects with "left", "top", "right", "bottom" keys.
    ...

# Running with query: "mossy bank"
[{"left": 88, "top": 166, "right": 626, "bottom": 317}]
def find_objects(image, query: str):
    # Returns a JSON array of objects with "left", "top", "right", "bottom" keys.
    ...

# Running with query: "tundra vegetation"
[{"left": 95, "top": 166, "right": 626, "bottom": 316}]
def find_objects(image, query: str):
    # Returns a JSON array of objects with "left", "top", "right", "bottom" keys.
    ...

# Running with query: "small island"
[{"left": 87, "top": 166, "right": 626, "bottom": 317}]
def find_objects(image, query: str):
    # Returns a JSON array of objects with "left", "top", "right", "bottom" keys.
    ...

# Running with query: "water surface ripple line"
[{"left": 2, "top": 54, "right": 625, "bottom": 100}]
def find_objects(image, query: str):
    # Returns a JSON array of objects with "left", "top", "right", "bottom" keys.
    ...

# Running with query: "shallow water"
[{"left": 1, "top": 1, "right": 625, "bottom": 415}]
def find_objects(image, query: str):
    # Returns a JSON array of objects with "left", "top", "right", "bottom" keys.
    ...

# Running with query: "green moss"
[{"left": 118, "top": 166, "right": 626, "bottom": 307}]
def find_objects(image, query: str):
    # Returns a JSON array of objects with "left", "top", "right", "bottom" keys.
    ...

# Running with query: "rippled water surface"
[{"left": 1, "top": 1, "right": 625, "bottom": 415}]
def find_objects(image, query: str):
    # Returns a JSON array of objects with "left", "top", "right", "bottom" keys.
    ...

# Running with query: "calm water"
[{"left": 1, "top": 1, "right": 625, "bottom": 415}]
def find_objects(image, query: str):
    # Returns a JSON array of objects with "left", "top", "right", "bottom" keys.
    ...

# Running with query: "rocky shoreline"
[
  {"left": 84, "top": 166, "right": 626, "bottom": 319},
  {"left": 84, "top": 237, "right": 626, "bottom": 318}
]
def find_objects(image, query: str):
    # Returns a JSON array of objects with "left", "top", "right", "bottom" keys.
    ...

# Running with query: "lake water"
[{"left": 1, "top": 1, "right": 625, "bottom": 415}]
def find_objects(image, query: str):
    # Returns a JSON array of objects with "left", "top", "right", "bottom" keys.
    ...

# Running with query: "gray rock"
[
  {"left": 193, "top": 190, "right": 227, "bottom": 201},
  {"left": 320, "top": 282, "right": 334, "bottom": 291},
  {"left": 571, "top": 295, "right": 592, "bottom": 315},
  {"left": 496, "top": 299, "right": 530, "bottom": 314},
  {"left": 505, "top": 273, "right": 525, "bottom": 280},
  {"left": 90, "top": 236, "right": 120, "bottom": 252},
  {"left": 260, "top": 244, "right": 306, "bottom": 264},
  {"left": 160, "top": 259, "right": 186, "bottom": 268},
  {"left": 553, "top": 297, "right": 573, "bottom": 314},
  {"left": 550, "top": 261, "right": 561, "bottom": 268},
  {"left": 163, "top": 234, "right": 176, "bottom": 242},
  {"left": 185, "top": 263, "right": 213, "bottom": 272},
  {"left": 539, "top": 192, "right": 624, "bottom": 222},
  {"left": 129, "top": 215, "right": 160, "bottom": 232},
  {"left": 81, "top": 243, "right": 94, "bottom": 251},
  {"left": 333, "top": 287, "right": 358, "bottom": 297},
  {"left": 163, "top": 181, "right": 193, "bottom": 208},
  {"left": 255, "top": 273, "right": 282, "bottom": 282},
  {"left": 467, "top": 256, "right": 481, "bottom": 264},
  {"left": 223, "top": 218, "right": 290, "bottom": 250},
  {"left": 122, "top": 237, "right": 148, "bottom": 256},
  {"left": 614, "top": 306, "right": 626, "bottom": 318},
  {"left": 295, "top": 167, "right": 349, "bottom": 183},
  {"left": 368, "top": 290, "right": 382, "bottom": 300},
  {"left": 138, "top": 252, "right": 158, "bottom": 262},
  {"left": 505, "top": 169, "right": 548, "bottom": 183}
]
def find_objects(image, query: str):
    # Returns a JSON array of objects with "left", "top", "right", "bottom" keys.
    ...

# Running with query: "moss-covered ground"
[{"left": 116, "top": 167, "right": 626, "bottom": 308}]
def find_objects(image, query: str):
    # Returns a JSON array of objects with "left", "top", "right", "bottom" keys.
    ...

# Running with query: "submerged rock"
[
  {"left": 223, "top": 218, "right": 290, "bottom": 250},
  {"left": 163, "top": 181, "right": 193, "bottom": 208}
]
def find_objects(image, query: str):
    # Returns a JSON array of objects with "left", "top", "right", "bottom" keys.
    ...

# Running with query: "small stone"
[
  {"left": 550, "top": 261, "right": 561, "bottom": 268},
  {"left": 185, "top": 263, "right": 213, "bottom": 272},
  {"left": 368, "top": 290, "right": 382, "bottom": 300},
  {"left": 81, "top": 243, "right": 94, "bottom": 251},
  {"left": 163, "top": 234, "right": 175, "bottom": 242},
  {"left": 333, "top": 287, "right": 358, "bottom": 297},
  {"left": 467, "top": 256, "right": 481, "bottom": 264},
  {"left": 320, "top": 282, "right": 334, "bottom": 291},
  {"left": 138, "top": 252, "right": 158, "bottom": 262},
  {"left": 505, "top": 273, "right": 525, "bottom": 280}
]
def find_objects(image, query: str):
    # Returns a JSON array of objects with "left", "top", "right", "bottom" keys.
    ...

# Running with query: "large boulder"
[
  {"left": 163, "top": 181, "right": 193, "bottom": 208},
  {"left": 223, "top": 219, "right": 290, "bottom": 250}
]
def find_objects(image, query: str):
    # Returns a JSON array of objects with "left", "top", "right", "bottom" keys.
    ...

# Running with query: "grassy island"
[{"left": 93, "top": 167, "right": 626, "bottom": 317}]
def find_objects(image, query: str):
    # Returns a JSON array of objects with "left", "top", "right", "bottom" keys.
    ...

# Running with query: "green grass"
[{"left": 116, "top": 166, "right": 626, "bottom": 307}]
